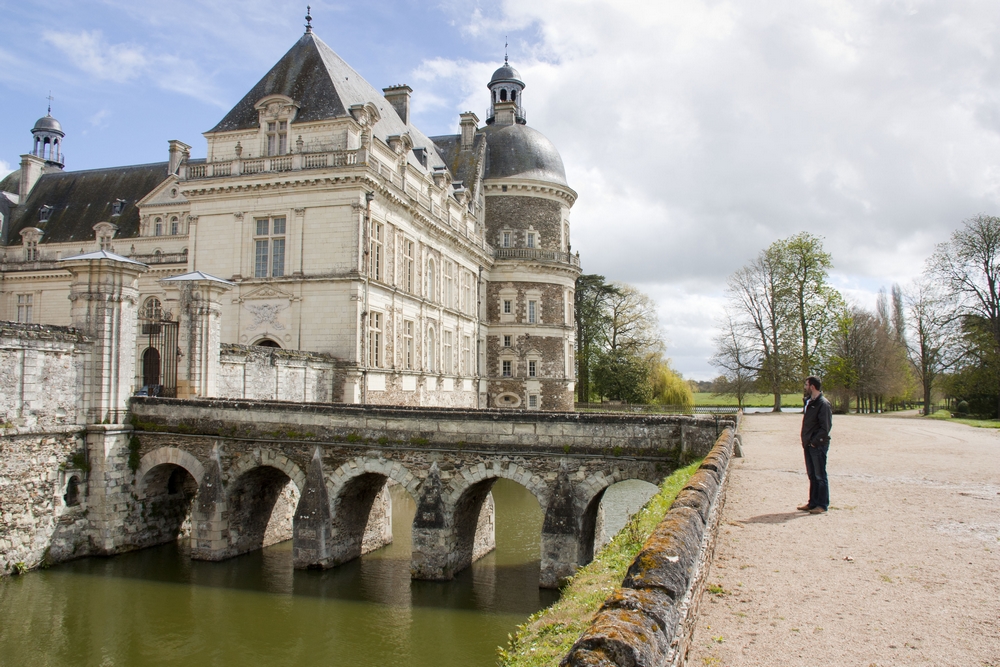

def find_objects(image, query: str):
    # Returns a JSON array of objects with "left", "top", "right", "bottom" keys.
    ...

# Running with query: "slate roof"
[
  {"left": 429, "top": 133, "right": 487, "bottom": 192},
  {"left": 2, "top": 163, "right": 169, "bottom": 246},
  {"left": 209, "top": 32, "right": 447, "bottom": 174}
]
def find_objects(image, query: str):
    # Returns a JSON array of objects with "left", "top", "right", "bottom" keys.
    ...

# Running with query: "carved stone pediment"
[{"left": 233, "top": 283, "right": 299, "bottom": 303}]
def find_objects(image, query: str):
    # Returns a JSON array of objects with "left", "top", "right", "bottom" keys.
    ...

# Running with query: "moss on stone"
[{"left": 496, "top": 459, "right": 702, "bottom": 667}]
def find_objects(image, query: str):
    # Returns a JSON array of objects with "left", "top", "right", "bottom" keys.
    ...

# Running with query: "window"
[
  {"left": 462, "top": 335, "right": 471, "bottom": 375},
  {"left": 170, "top": 216, "right": 179, "bottom": 235},
  {"left": 462, "top": 272, "right": 473, "bottom": 314},
  {"left": 528, "top": 300, "right": 537, "bottom": 324},
  {"left": 98, "top": 232, "right": 113, "bottom": 251},
  {"left": 443, "top": 261, "right": 454, "bottom": 308},
  {"left": 111, "top": 199, "right": 126, "bottom": 216},
  {"left": 503, "top": 334, "right": 512, "bottom": 348},
  {"left": 16, "top": 294, "right": 33, "bottom": 323},
  {"left": 154, "top": 217, "right": 163, "bottom": 236},
  {"left": 38, "top": 205, "right": 52, "bottom": 223},
  {"left": 503, "top": 299, "right": 512, "bottom": 315},
  {"left": 443, "top": 330, "right": 453, "bottom": 374},
  {"left": 427, "top": 326, "right": 436, "bottom": 372},
  {"left": 368, "top": 311, "right": 382, "bottom": 368},
  {"left": 254, "top": 217, "right": 286, "bottom": 278},
  {"left": 403, "top": 240, "right": 414, "bottom": 293},
  {"left": 528, "top": 360, "right": 537, "bottom": 377},
  {"left": 527, "top": 232, "right": 536, "bottom": 248},
  {"left": 502, "top": 231, "right": 511, "bottom": 247},
  {"left": 404, "top": 320, "right": 414, "bottom": 369},
  {"left": 25, "top": 240, "right": 39, "bottom": 262},
  {"left": 502, "top": 359, "right": 512, "bottom": 377},
  {"left": 369, "top": 220, "right": 383, "bottom": 281},
  {"left": 267, "top": 121, "right": 288, "bottom": 156},
  {"left": 426, "top": 259, "right": 436, "bottom": 302},
  {"left": 528, "top": 394, "right": 539, "bottom": 409}
]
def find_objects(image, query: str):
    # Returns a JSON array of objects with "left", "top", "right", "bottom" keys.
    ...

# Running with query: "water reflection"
[{"left": 0, "top": 479, "right": 558, "bottom": 667}]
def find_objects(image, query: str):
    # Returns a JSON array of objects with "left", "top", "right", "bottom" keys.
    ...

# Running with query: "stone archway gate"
[{"left": 125, "top": 397, "right": 732, "bottom": 587}]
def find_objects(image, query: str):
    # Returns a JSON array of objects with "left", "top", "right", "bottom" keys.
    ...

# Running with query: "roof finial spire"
[
  {"left": 504, "top": 36, "right": 508, "bottom": 64},
  {"left": 305, "top": 6, "right": 312, "bottom": 33},
  {"left": 46, "top": 91, "right": 54, "bottom": 116}
]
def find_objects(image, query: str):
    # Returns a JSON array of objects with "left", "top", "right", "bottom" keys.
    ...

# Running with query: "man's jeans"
[{"left": 804, "top": 443, "right": 829, "bottom": 509}]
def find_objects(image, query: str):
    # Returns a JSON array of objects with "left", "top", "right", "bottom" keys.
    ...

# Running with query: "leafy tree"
[
  {"left": 575, "top": 275, "right": 619, "bottom": 402},
  {"left": 648, "top": 354, "right": 694, "bottom": 407},
  {"left": 930, "top": 215, "right": 1000, "bottom": 416},
  {"left": 592, "top": 348, "right": 653, "bottom": 403},
  {"left": 777, "top": 233, "right": 843, "bottom": 377}
]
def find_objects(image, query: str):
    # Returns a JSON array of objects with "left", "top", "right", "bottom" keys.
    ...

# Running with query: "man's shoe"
[
  {"left": 808, "top": 507, "right": 827, "bottom": 514},
  {"left": 797, "top": 503, "right": 812, "bottom": 511}
]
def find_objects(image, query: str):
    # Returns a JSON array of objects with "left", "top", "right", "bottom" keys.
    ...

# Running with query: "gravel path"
[{"left": 687, "top": 412, "right": 1000, "bottom": 667}]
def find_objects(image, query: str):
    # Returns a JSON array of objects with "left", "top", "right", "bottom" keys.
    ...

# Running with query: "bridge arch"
[
  {"left": 323, "top": 457, "right": 420, "bottom": 565},
  {"left": 576, "top": 468, "right": 659, "bottom": 566},
  {"left": 443, "top": 461, "right": 548, "bottom": 510},
  {"left": 226, "top": 449, "right": 307, "bottom": 493},
  {"left": 135, "top": 447, "right": 205, "bottom": 498}
]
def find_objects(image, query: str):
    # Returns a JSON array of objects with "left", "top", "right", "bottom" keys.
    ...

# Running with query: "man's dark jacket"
[{"left": 801, "top": 393, "right": 832, "bottom": 447}]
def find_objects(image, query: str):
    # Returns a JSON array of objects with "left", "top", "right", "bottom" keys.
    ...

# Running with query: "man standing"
[{"left": 798, "top": 375, "right": 832, "bottom": 514}]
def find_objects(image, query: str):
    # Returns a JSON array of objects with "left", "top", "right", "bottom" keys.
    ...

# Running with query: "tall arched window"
[
  {"left": 154, "top": 217, "right": 163, "bottom": 236},
  {"left": 170, "top": 216, "right": 179, "bottom": 235},
  {"left": 141, "top": 297, "right": 163, "bottom": 320},
  {"left": 427, "top": 326, "right": 436, "bottom": 372},
  {"left": 426, "top": 259, "right": 436, "bottom": 302}
]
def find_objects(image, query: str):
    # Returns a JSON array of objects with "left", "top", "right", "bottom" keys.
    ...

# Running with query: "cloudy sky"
[{"left": 3, "top": 0, "right": 999, "bottom": 379}]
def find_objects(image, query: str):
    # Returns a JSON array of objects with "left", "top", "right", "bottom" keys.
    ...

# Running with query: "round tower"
[{"left": 481, "top": 63, "right": 580, "bottom": 411}]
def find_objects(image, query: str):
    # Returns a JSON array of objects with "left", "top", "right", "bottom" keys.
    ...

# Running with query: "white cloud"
[
  {"left": 42, "top": 30, "right": 225, "bottom": 107},
  {"left": 417, "top": 0, "right": 1000, "bottom": 378},
  {"left": 0, "top": 159, "right": 12, "bottom": 179}
]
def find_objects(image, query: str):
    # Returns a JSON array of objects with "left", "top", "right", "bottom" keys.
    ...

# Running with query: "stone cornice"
[{"left": 483, "top": 178, "right": 577, "bottom": 206}]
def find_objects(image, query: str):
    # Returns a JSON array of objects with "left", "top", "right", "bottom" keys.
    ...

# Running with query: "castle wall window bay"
[
  {"left": 254, "top": 217, "right": 286, "bottom": 278},
  {"left": 0, "top": 25, "right": 581, "bottom": 409}
]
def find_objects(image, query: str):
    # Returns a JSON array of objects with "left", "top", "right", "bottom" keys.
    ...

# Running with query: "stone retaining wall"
[
  {"left": 560, "top": 423, "right": 739, "bottom": 667},
  {"left": 217, "top": 344, "right": 341, "bottom": 403}
]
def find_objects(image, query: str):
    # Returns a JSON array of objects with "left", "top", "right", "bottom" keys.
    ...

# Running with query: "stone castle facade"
[{"left": 0, "top": 27, "right": 580, "bottom": 411}]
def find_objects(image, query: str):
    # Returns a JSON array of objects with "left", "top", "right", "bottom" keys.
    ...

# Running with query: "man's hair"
[{"left": 806, "top": 375, "right": 822, "bottom": 391}]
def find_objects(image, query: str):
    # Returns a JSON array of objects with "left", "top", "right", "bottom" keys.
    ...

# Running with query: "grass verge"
[
  {"left": 926, "top": 409, "right": 1000, "bottom": 429},
  {"left": 497, "top": 459, "right": 704, "bottom": 667},
  {"left": 693, "top": 392, "right": 802, "bottom": 408}
]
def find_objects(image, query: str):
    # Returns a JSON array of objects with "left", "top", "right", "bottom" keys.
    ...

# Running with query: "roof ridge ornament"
[
  {"left": 504, "top": 36, "right": 508, "bottom": 65},
  {"left": 305, "top": 5, "right": 312, "bottom": 33}
]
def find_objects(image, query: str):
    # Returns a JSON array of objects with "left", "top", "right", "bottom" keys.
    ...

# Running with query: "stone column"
[
  {"left": 540, "top": 467, "right": 582, "bottom": 588},
  {"left": 160, "top": 272, "right": 234, "bottom": 399},
  {"left": 60, "top": 250, "right": 147, "bottom": 423}
]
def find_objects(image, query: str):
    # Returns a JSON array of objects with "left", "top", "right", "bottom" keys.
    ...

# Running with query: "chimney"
[
  {"left": 460, "top": 112, "right": 479, "bottom": 151},
  {"left": 18, "top": 154, "right": 45, "bottom": 198},
  {"left": 168, "top": 140, "right": 192, "bottom": 176},
  {"left": 383, "top": 85, "right": 412, "bottom": 125}
]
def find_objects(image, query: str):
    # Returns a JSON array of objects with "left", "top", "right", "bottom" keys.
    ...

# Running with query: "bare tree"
[
  {"left": 725, "top": 245, "right": 797, "bottom": 411},
  {"left": 710, "top": 313, "right": 758, "bottom": 409},
  {"left": 929, "top": 215, "right": 1000, "bottom": 416},
  {"left": 905, "top": 279, "right": 961, "bottom": 415}
]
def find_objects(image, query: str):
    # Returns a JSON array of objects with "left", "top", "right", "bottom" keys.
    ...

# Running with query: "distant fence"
[{"left": 575, "top": 403, "right": 740, "bottom": 415}]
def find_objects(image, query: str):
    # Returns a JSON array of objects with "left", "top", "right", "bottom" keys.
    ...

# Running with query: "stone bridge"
[{"left": 126, "top": 398, "right": 731, "bottom": 587}]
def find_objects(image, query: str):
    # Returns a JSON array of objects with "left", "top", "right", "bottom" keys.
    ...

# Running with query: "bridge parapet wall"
[{"left": 129, "top": 397, "right": 728, "bottom": 460}]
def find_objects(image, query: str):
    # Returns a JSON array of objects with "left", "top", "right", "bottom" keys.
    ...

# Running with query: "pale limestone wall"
[
  {"left": 0, "top": 322, "right": 91, "bottom": 428},
  {"left": 216, "top": 344, "right": 339, "bottom": 403}
]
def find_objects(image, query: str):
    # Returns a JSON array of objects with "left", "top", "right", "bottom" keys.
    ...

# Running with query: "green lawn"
[
  {"left": 694, "top": 392, "right": 803, "bottom": 408},
  {"left": 497, "top": 460, "right": 702, "bottom": 667},
  {"left": 926, "top": 409, "right": 1000, "bottom": 429}
]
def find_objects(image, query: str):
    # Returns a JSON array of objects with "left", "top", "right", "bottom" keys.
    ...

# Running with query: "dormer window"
[
  {"left": 39, "top": 205, "right": 53, "bottom": 223},
  {"left": 93, "top": 221, "right": 118, "bottom": 251},
  {"left": 267, "top": 121, "right": 288, "bottom": 156},
  {"left": 111, "top": 199, "right": 126, "bottom": 216},
  {"left": 25, "top": 240, "right": 39, "bottom": 261},
  {"left": 20, "top": 228, "right": 43, "bottom": 262}
]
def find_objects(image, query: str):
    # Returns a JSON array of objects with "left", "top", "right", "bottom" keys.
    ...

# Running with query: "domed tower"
[
  {"left": 30, "top": 108, "right": 65, "bottom": 169},
  {"left": 486, "top": 57, "right": 526, "bottom": 126},
  {"left": 481, "top": 60, "right": 580, "bottom": 411}
]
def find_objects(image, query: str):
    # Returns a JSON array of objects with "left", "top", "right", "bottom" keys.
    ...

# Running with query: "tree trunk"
[
  {"left": 772, "top": 390, "right": 782, "bottom": 412},
  {"left": 924, "top": 382, "right": 932, "bottom": 416}
]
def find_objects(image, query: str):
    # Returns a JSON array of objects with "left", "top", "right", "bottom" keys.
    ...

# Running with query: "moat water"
[{"left": 0, "top": 480, "right": 560, "bottom": 667}]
